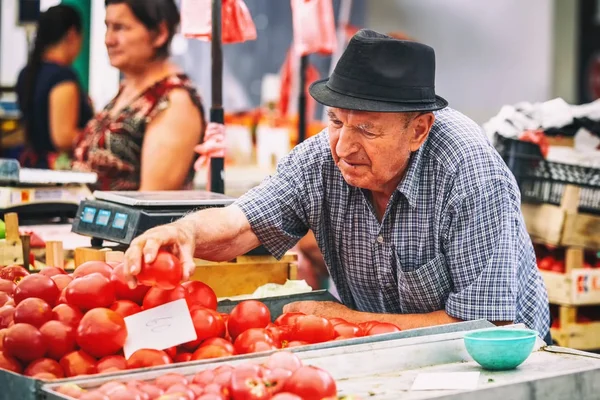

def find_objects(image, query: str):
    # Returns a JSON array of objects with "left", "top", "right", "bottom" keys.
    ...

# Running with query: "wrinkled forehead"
[{"left": 327, "top": 107, "right": 402, "bottom": 132}]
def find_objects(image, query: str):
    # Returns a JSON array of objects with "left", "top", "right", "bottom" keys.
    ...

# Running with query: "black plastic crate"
[{"left": 494, "top": 134, "right": 600, "bottom": 214}]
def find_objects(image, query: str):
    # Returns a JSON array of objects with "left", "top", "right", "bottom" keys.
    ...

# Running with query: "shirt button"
[
  {"left": 377, "top": 235, "right": 384, "bottom": 244},
  {"left": 386, "top": 283, "right": 394, "bottom": 289}
]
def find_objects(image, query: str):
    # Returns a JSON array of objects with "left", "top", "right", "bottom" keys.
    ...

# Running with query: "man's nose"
[{"left": 335, "top": 127, "right": 359, "bottom": 158}]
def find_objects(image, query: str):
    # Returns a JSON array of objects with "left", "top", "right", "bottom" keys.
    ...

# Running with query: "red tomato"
[
  {"left": 230, "top": 367, "right": 269, "bottom": 400},
  {"left": 137, "top": 383, "right": 164, "bottom": 399},
  {"left": 187, "top": 384, "right": 205, "bottom": 398},
  {"left": 358, "top": 321, "right": 379, "bottom": 334},
  {"left": 14, "top": 274, "right": 59, "bottom": 306},
  {"left": 538, "top": 256, "right": 554, "bottom": 271},
  {"left": 59, "top": 350, "right": 97, "bottom": 377},
  {"left": 0, "top": 305, "right": 14, "bottom": 329},
  {"left": 191, "top": 307, "right": 226, "bottom": 341},
  {"left": 283, "top": 366, "right": 337, "bottom": 400},
  {"left": 38, "top": 267, "right": 67, "bottom": 278},
  {"left": 96, "top": 355, "right": 127, "bottom": 373},
  {"left": 3, "top": 323, "right": 47, "bottom": 362},
  {"left": 65, "top": 273, "right": 116, "bottom": 311},
  {"left": 13, "top": 297, "right": 52, "bottom": 327},
  {"left": 262, "top": 368, "right": 292, "bottom": 395},
  {"left": 72, "top": 261, "right": 113, "bottom": 279},
  {"left": 40, "top": 320, "right": 77, "bottom": 360},
  {"left": 0, "top": 292, "right": 9, "bottom": 307},
  {"left": 333, "top": 322, "right": 361, "bottom": 338},
  {"left": 267, "top": 324, "right": 293, "bottom": 345},
  {"left": 165, "top": 383, "right": 196, "bottom": 399},
  {"left": 142, "top": 285, "right": 187, "bottom": 310},
  {"left": 110, "top": 300, "right": 141, "bottom": 318},
  {"left": 32, "top": 372, "right": 58, "bottom": 381},
  {"left": 275, "top": 312, "right": 305, "bottom": 327},
  {"left": 24, "top": 358, "right": 64, "bottom": 378},
  {"left": 291, "top": 315, "right": 335, "bottom": 344},
  {"left": 266, "top": 351, "right": 303, "bottom": 372},
  {"left": 164, "top": 346, "right": 178, "bottom": 360},
  {"left": 76, "top": 308, "right": 127, "bottom": 358},
  {"left": 51, "top": 304, "right": 83, "bottom": 329},
  {"left": 191, "top": 345, "right": 233, "bottom": 360},
  {"left": 0, "top": 279, "right": 16, "bottom": 295},
  {"left": 193, "top": 369, "right": 216, "bottom": 385},
  {"left": 0, "top": 328, "right": 6, "bottom": 351},
  {"left": 174, "top": 352, "right": 192, "bottom": 363},
  {"left": 201, "top": 337, "right": 235, "bottom": 353},
  {"left": 197, "top": 393, "right": 227, "bottom": 400},
  {"left": 551, "top": 260, "right": 566, "bottom": 273},
  {"left": 137, "top": 251, "right": 183, "bottom": 290},
  {"left": 228, "top": 300, "right": 271, "bottom": 340},
  {"left": 155, "top": 372, "right": 188, "bottom": 390},
  {"left": 126, "top": 349, "right": 172, "bottom": 369},
  {"left": 56, "top": 288, "right": 68, "bottom": 305},
  {"left": 0, "top": 351, "right": 22, "bottom": 373},
  {"left": 51, "top": 274, "right": 73, "bottom": 291},
  {"left": 234, "top": 328, "right": 276, "bottom": 354},
  {"left": 182, "top": 281, "right": 217, "bottom": 310},
  {"left": 0, "top": 265, "right": 29, "bottom": 284},
  {"left": 365, "top": 322, "right": 401, "bottom": 336},
  {"left": 111, "top": 264, "right": 150, "bottom": 305}
]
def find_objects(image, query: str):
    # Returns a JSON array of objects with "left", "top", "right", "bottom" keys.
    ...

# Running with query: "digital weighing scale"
[
  {"left": 0, "top": 158, "right": 97, "bottom": 223},
  {"left": 71, "top": 190, "right": 269, "bottom": 255}
]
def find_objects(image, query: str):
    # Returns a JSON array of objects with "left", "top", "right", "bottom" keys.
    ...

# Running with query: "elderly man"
[{"left": 123, "top": 30, "right": 551, "bottom": 342}]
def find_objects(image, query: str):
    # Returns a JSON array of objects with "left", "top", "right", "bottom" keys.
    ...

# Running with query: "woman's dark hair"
[
  {"left": 21, "top": 5, "right": 82, "bottom": 113},
  {"left": 105, "top": 0, "right": 180, "bottom": 60}
]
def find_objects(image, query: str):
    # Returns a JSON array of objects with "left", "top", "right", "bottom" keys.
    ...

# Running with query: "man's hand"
[
  {"left": 283, "top": 301, "right": 357, "bottom": 321},
  {"left": 123, "top": 219, "right": 197, "bottom": 287}
]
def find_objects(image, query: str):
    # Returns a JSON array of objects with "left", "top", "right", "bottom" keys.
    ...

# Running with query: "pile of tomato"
[
  {"left": 535, "top": 244, "right": 599, "bottom": 274},
  {"left": 54, "top": 351, "right": 350, "bottom": 400},
  {"left": 0, "top": 251, "right": 400, "bottom": 383}
]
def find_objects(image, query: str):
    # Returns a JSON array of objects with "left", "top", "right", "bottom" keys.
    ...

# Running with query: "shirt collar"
[{"left": 396, "top": 137, "right": 428, "bottom": 209}]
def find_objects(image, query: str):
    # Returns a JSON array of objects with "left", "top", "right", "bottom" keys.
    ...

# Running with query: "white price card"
[
  {"left": 123, "top": 299, "right": 197, "bottom": 359},
  {"left": 411, "top": 372, "right": 480, "bottom": 391}
]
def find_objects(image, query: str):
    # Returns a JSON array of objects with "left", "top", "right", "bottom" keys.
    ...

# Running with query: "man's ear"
[{"left": 408, "top": 112, "right": 434, "bottom": 152}]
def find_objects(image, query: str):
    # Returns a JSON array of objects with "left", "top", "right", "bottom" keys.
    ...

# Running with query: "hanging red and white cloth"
[
  {"left": 180, "top": 0, "right": 257, "bottom": 44},
  {"left": 290, "top": 0, "right": 337, "bottom": 57}
]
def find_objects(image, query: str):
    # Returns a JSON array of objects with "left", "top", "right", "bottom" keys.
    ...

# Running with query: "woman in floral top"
[{"left": 73, "top": 0, "right": 223, "bottom": 191}]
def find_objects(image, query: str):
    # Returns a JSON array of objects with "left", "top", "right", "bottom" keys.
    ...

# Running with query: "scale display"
[{"left": 71, "top": 190, "right": 237, "bottom": 247}]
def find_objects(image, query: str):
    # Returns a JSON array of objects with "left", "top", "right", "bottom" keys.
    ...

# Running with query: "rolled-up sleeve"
[
  {"left": 443, "top": 177, "right": 520, "bottom": 322},
  {"left": 234, "top": 148, "right": 310, "bottom": 259}
]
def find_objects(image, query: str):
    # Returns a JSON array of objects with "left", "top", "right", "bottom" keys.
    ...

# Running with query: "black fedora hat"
[{"left": 309, "top": 29, "right": 448, "bottom": 113}]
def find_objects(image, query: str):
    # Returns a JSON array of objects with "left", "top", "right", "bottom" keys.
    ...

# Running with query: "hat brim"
[{"left": 309, "top": 78, "right": 448, "bottom": 113}]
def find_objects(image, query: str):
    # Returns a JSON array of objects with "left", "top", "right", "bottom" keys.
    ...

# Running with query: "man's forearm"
[
  {"left": 178, "top": 205, "right": 260, "bottom": 262},
  {"left": 343, "top": 309, "right": 462, "bottom": 330}
]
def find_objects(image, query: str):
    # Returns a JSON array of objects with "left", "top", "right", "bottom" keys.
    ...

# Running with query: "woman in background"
[
  {"left": 73, "top": 0, "right": 219, "bottom": 191},
  {"left": 16, "top": 5, "right": 93, "bottom": 169}
]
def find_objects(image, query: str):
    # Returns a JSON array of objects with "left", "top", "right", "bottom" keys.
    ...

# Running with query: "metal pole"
[
  {"left": 209, "top": 0, "right": 225, "bottom": 194},
  {"left": 298, "top": 55, "right": 309, "bottom": 143}
]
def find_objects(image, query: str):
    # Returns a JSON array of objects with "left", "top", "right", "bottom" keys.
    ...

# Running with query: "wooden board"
[
  {"left": 521, "top": 203, "right": 600, "bottom": 250},
  {"left": 190, "top": 253, "right": 298, "bottom": 298}
]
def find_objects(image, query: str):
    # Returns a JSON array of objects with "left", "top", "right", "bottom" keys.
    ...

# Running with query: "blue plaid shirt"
[{"left": 235, "top": 107, "right": 550, "bottom": 338}]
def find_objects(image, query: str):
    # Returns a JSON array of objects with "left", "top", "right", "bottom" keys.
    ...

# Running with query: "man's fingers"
[
  {"left": 143, "top": 238, "right": 162, "bottom": 264},
  {"left": 123, "top": 240, "right": 144, "bottom": 276},
  {"left": 177, "top": 242, "right": 196, "bottom": 281}
]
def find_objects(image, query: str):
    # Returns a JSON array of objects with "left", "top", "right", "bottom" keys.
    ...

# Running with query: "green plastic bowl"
[{"left": 463, "top": 328, "right": 538, "bottom": 371}]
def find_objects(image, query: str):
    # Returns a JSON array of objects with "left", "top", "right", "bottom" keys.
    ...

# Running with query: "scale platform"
[{"left": 71, "top": 190, "right": 270, "bottom": 255}]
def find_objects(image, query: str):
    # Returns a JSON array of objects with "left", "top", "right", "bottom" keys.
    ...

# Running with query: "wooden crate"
[
  {"left": 541, "top": 247, "right": 600, "bottom": 306},
  {"left": 72, "top": 247, "right": 298, "bottom": 299},
  {"left": 190, "top": 253, "right": 298, "bottom": 298},
  {"left": 521, "top": 185, "right": 600, "bottom": 250},
  {"left": 551, "top": 305, "right": 600, "bottom": 350}
]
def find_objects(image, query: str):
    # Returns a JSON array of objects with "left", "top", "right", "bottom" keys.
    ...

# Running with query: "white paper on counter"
[{"left": 123, "top": 299, "right": 197, "bottom": 359}]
